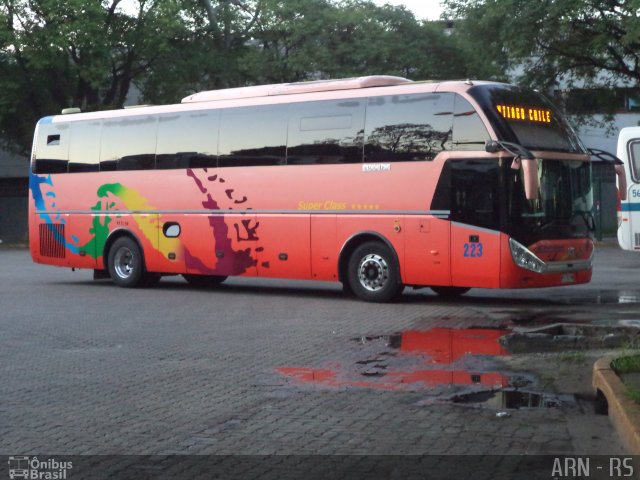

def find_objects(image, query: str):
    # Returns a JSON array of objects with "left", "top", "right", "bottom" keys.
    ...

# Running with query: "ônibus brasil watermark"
[{"left": 8, "top": 457, "right": 72, "bottom": 480}]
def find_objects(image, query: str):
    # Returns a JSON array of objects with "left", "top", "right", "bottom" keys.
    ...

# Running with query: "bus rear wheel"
[
  {"left": 108, "top": 236, "right": 150, "bottom": 288},
  {"left": 347, "top": 241, "right": 402, "bottom": 302}
]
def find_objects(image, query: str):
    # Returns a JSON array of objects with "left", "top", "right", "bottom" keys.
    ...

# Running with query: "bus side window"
[
  {"left": 218, "top": 105, "right": 287, "bottom": 167},
  {"left": 156, "top": 111, "right": 219, "bottom": 170},
  {"left": 364, "top": 93, "right": 453, "bottom": 163},
  {"left": 448, "top": 159, "right": 500, "bottom": 230},
  {"left": 100, "top": 115, "right": 158, "bottom": 171},
  {"left": 68, "top": 121, "right": 101, "bottom": 173},
  {"left": 34, "top": 123, "right": 70, "bottom": 174},
  {"left": 630, "top": 140, "right": 640, "bottom": 183},
  {"left": 452, "top": 95, "right": 490, "bottom": 149},
  {"left": 287, "top": 99, "right": 365, "bottom": 165}
]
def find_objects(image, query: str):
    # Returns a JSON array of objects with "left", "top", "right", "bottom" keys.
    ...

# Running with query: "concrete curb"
[{"left": 593, "top": 356, "right": 640, "bottom": 454}]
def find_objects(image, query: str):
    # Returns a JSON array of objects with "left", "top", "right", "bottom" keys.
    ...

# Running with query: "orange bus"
[{"left": 29, "top": 76, "right": 594, "bottom": 302}]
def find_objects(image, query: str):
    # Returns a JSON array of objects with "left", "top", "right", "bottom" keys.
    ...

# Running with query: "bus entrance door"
[{"left": 447, "top": 158, "right": 502, "bottom": 288}]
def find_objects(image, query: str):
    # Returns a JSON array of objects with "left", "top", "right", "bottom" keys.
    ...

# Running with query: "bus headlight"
[{"left": 509, "top": 238, "right": 546, "bottom": 273}]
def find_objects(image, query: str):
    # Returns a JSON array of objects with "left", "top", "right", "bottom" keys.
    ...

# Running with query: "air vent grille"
[{"left": 39, "top": 223, "right": 66, "bottom": 258}]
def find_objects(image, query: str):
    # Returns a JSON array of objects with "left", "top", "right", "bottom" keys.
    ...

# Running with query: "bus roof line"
[{"left": 181, "top": 75, "right": 413, "bottom": 104}]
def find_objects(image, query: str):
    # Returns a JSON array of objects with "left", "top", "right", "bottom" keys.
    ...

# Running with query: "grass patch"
[
  {"left": 611, "top": 354, "right": 640, "bottom": 374},
  {"left": 611, "top": 354, "right": 640, "bottom": 406},
  {"left": 559, "top": 351, "right": 586, "bottom": 363},
  {"left": 626, "top": 385, "right": 640, "bottom": 405}
]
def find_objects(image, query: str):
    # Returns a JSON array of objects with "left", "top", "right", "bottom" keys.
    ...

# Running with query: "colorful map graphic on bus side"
[{"left": 29, "top": 171, "right": 260, "bottom": 275}]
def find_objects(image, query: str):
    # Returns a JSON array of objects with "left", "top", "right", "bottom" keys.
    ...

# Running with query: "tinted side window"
[
  {"left": 68, "top": 121, "right": 101, "bottom": 173},
  {"left": 156, "top": 111, "right": 219, "bottom": 169},
  {"left": 100, "top": 115, "right": 157, "bottom": 171},
  {"left": 34, "top": 123, "right": 70, "bottom": 174},
  {"left": 364, "top": 93, "right": 453, "bottom": 163},
  {"left": 449, "top": 159, "right": 501, "bottom": 230},
  {"left": 452, "top": 95, "right": 490, "bottom": 150},
  {"left": 287, "top": 99, "right": 365, "bottom": 165},
  {"left": 218, "top": 105, "right": 287, "bottom": 167}
]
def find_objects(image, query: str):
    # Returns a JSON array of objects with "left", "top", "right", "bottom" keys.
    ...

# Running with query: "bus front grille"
[{"left": 39, "top": 224, "right": 66, "bottom": 258}]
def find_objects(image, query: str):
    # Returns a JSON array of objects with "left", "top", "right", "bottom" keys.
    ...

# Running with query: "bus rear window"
[{"left": 468, "top": 85, "right": 586, "bottom": 154}]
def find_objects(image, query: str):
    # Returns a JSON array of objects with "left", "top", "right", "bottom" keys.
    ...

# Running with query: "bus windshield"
[
  {"left": 506, "top": 159, "right": 594, "bottom": 245},
  {"left": 468, "top": 84, "right": 586, "bottom": 154},
  {"left": 445, "top": 158, "right": 593, "bottom": 245}
]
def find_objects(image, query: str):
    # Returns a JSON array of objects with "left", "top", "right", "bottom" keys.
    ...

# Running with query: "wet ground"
[
  {"left": 1, "top": 241, "right": 639, "bottom": 478},
  {"left": 278, "top": 327, "right": 517, "bottom": 392},
  {"left": 274, "top": 321, "right": 634, "bottom": 414}
]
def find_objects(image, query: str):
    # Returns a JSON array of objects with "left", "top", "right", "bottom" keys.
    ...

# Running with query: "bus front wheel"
[
  {"left": 108, "top": 236, "right": 148, "bottom": 288},
  {"left": 347, "top": 241, "right": 402, "bottom": 302}
]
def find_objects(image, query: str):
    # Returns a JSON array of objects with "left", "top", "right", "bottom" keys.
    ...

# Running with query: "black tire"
[
  {"left": 347, "top": 241, "right": 402, "bottom": 302},
  {"left": 342, "top": 281, "right": 354, "bottom": 297},
  {"left": 430, "top": 286, "right": 471, "bottom": 298},
  {"left": 182, "top": 274, "right": 227, "bottom": 287},
  {"left": 107, "top": 236, "right": 147, "bottom": 288}
]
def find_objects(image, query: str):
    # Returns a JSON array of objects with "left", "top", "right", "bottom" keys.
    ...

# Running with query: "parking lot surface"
[{"left": 2, "top": 244, "right": 639, "bottom": 477}]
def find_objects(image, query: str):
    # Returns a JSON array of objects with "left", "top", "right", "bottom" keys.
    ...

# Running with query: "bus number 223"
[{"left": 463, "top": 243, "right": 483, "bottom": 258}]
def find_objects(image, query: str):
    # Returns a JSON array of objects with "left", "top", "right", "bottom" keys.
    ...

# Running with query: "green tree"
[
  {"left": 240, "top": 0, "right": 342, "bottom": 83},
  {"left": 140, "top": 0, "right": 261, "bottom": 103},
  {"left": 444, "top": 0, "right": 640, "bottom": 91},
  {"left": 0, "top": 0, "right": 186, "bottom": 154},
  {"left": 243, "top": 0, "right": 468, "bottom": 84},
  {"left": 0, "top": 0, "right": 487, "bottom": 155}
]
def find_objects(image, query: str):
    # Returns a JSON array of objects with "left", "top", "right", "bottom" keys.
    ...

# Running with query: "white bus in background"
[{"left": 617, "top": 127, "right": 639, "bottom": 251}]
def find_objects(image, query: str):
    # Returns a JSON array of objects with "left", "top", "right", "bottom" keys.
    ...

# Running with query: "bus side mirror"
[
  {"left": 522, "top": 158, "right": 539, "bottom": 200},
  {"left": 615, "top": 164, "right": 627, "bottom": 201}
]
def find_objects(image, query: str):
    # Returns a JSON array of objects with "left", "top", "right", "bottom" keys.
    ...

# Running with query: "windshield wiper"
[
  {"left": 485, "top": 140, "right": 535, "bottom": 160},
  {"left": 587, "top": 148, "right": 623, "bottom": 165}
]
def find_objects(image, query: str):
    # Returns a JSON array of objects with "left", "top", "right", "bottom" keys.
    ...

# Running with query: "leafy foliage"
[
  {"left": 444, "top": 0, "right": 640, "bottom": 91},
  {"left": 1, "top": 0, "right": 466, "bottom": 154},
  {"left": 612, "top": 354, "right": 640, "bottom": 374},
  {"left": 2, "top": 0, "right": 637, "bottom": 155},
  {"left": 0, "top": 0, "right": 185, "bottom": 153}
]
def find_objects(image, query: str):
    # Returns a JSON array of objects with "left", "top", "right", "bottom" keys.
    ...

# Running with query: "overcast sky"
[{"left": 370, "top": 0, "right": 446, "bottom": 20}]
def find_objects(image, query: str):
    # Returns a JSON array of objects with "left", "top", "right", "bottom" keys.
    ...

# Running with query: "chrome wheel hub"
[
  {"left": 358, "top": 254, "right": 389, "bottom": 292},
  {"left": 114, "top": 247, "right": 134, "bottom": 279}
]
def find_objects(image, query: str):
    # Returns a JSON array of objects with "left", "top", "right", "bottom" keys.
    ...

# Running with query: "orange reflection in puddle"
[
  {"left": 400, "top": 328, "right": 508, "bottom": 362},
  {"left": 277, "top": 328, "right": 511, "bottom": 391}
]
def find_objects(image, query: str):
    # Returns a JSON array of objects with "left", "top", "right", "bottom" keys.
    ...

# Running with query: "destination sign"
[{"left": 496, "top": 104, "right": 552, "bottom": 124}]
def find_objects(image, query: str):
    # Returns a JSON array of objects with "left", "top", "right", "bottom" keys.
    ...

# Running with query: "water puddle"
[
  {"left": 277, "top": 327, "right": 525, "bottom": 392},
  {"left": 450, "top": 389, "right": 576, "bottom": 409},
  {"left": 502, "top": 323, "right": 640, "bottom": 353}
]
